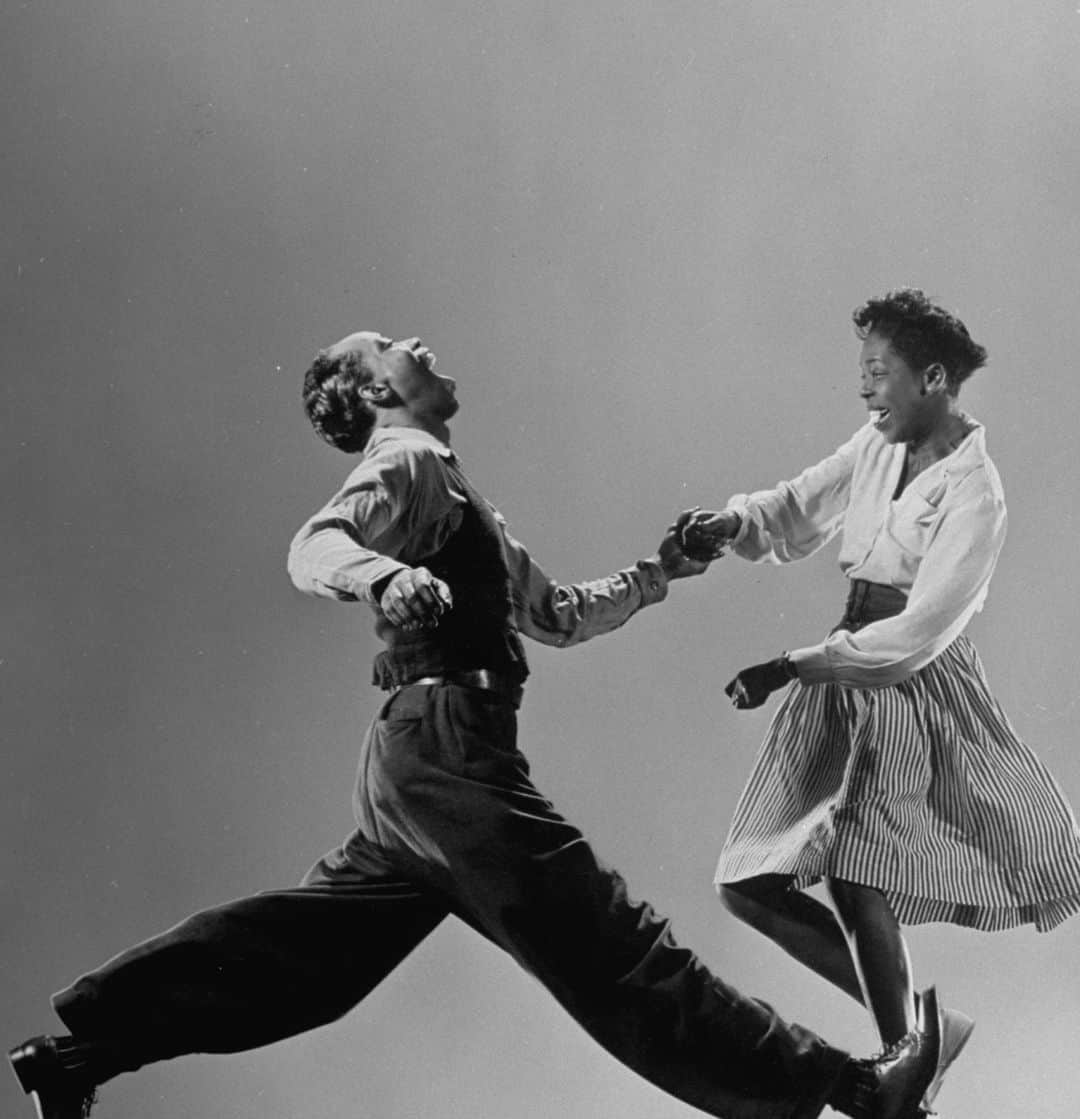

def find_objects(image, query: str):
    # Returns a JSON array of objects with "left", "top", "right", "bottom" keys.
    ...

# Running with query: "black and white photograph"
[{"left": 4, "top": 4, "right": 1080, "bottom": 1118}]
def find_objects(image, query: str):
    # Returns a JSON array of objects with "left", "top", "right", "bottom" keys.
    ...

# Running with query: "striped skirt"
[{"left": 714, "top": 582, "right": 1080, "bottom": 932}]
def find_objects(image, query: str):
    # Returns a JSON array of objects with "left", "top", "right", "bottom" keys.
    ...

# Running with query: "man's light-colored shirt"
[
  {"left": 288, "top": 427, "right": 668, "bottom": 649},
  {"left": 725, "top": 419, "right": 1007, "bottom": 688}
]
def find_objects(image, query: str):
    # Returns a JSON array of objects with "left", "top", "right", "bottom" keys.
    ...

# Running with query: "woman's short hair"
[
  {"left": 852, "top": 288, "right": 988, "bottom": 391},
  {"left": 301, "top": 349, "right": 376, "bottom": 453}
]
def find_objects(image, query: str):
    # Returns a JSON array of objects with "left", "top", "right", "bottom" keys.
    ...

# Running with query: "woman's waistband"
[{"left": 839, "top": 579, "right": 908, "bottom": 632}]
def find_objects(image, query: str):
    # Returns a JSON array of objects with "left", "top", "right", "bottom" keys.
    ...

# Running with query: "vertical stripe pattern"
[{"left": 715, "top": 633, "right": 1080, "bottom": 932}]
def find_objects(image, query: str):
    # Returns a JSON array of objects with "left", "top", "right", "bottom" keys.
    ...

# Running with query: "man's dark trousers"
[{"left": 54, "top": 682, "right": 848, "bottom": 1119}]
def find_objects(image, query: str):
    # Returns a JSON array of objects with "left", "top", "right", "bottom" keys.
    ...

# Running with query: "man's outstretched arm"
[{"left": 507, "top": 509, "right": 711, "bottom": 648}]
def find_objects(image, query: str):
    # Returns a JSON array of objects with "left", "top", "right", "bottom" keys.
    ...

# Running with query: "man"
[{"left": 9, "top": 331, "right": 941, "bottom": 1119}]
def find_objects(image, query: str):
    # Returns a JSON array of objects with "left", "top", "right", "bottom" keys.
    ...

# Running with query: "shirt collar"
[
  {"left": 942, "top": 414, "right": 986, "bottom": 473},
  {"left": 366, "top": 425, "right": 456, "bottom": 459},
  {"left": 893, "top": 415, "right": 989, "bottom": 505},
  {"left": 869, "top": 413, "right": 987, "bottom": 471}
]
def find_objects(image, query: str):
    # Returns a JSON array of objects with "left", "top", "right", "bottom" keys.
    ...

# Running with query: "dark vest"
[{"left": 371, "top": 467, "right": 529, "bottom": 689}]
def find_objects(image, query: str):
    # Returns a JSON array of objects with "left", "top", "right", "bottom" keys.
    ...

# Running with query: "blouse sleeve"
[
  {"left": 728, "top": 430, "right": 862, "bottom": 564},
  {"left": 789, "top": 466, "right": 1007, "bottom": 688}
]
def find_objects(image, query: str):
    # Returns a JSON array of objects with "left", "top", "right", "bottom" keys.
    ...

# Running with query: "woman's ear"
[{"left": 922, "top": 363, "right": 948, "bottom": 395}]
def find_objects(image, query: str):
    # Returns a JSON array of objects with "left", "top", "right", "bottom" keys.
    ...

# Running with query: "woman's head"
[{"left": 852, "top": 289, "right": 987, "bottom": 394}]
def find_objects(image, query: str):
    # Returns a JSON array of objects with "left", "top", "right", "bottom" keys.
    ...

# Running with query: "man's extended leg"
[{"left": 38, "top": 831, "right": 447, "bottom": 1085}]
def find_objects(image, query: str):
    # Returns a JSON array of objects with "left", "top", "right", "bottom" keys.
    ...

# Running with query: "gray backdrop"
[{"left": 4, "top": 3, "right": 1079, "bottom": 1117}]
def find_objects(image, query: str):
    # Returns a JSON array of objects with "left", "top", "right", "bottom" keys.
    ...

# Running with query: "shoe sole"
[{"left": 923, "top": 1011, "right": 975, "bottom": 1109}]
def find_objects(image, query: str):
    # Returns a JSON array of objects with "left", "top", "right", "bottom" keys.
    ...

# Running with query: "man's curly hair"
[
  {"left": 852, "top": 288, "right": 987, "bottom": 392},
  {"left": 301, "top": 348, "right": 376, "bottom": 453}
]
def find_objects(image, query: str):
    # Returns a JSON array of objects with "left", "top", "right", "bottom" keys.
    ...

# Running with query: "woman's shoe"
[
  {"left": 846, "top": 986, "right": 941, "bottom": 1119},
  {"left": 8, "top": 1036, "right": 98, "bottom": 1119},
  {"left": 916, "top": 994, "right": 975, "bottom": 1109}
]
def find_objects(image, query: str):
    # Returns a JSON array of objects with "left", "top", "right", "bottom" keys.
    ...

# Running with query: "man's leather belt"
[{"left": 400, "top": 669, "right": 524, "bottom": 708}]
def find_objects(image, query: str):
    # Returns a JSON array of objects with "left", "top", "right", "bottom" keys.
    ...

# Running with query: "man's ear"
[{"left": 359, "top": 380, "right": 395, "bottom": 407}]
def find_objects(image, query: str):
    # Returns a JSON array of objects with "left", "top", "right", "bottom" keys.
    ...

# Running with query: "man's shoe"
[
  {"left": 918, "top": 995, "right": 974, "bottom": 1110},
  {"left": 8, "top": 1036, "right": 98, "bottom": 1119},
  {"left": 852, "top": 986, "right": 942, "bottom": 1119}
]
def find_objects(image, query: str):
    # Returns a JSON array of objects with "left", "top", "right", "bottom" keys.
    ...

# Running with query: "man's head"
[{"left": 301, "top": 331, "right": 458, "bottom": 452}]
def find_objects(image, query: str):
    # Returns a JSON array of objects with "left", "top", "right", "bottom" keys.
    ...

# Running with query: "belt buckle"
[
  {"left": 459, "top": 668, "right": 522, "bottom": 709},
  {"left": 469, "top": 668, "right": 497, "bottom": 691}
]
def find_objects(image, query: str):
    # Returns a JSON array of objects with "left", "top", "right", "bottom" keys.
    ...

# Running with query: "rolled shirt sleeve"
[{"left": 789, "top": 465, "right": 1008, "bottom": 688}]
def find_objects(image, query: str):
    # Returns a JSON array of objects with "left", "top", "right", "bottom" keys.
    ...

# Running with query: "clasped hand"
[
  {"left": 654, "top": 509, "right": 718, "bottom": 579},
  {"left": 679, "top": 509, "right": 742, "bottom": 562}
]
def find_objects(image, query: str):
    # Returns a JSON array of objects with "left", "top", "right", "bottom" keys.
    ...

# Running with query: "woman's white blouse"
[{"left": 726, "top": 419, "right": 1007, "bottom": 689}]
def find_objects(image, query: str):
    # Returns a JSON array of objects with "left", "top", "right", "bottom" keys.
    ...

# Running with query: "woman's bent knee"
[
  {"left": 717, "top": 880, "right": 765, "bottom": 925},
  {"left": 825, "top": 876, "right": 891, "bottom": 925}
]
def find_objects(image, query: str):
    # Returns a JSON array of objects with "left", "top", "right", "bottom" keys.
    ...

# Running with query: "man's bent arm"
[{"left": 287, "top": 440, "right": 459, "bottom": 604}]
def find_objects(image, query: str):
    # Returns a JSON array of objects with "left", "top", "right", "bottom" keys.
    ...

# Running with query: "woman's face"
[{"left": 858, "top": 331, "right": 941, "bottom": 445}]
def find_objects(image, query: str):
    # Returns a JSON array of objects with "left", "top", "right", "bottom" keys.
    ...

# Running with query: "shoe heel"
[
  {"left": 916, "top": 987, "right": 939, "bottom": 1033},
  {"left": 916, "top": 987, "right": 942, "bottom": 1070}
]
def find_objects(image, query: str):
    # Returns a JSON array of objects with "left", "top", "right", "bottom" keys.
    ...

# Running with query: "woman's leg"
[
  {"left": 825, "top": 877, "right": 915, "bottom": 1047},
  {"left": 719, "top": 875, "right": 863, "bottom": 1003},
  {"left": 721, "top": 875, "right": 918, "bottom": 1048}
]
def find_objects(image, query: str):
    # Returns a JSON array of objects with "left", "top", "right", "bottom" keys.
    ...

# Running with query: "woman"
[{"left": 682, "top": 289, "right": 1080, "bottom": 1111}]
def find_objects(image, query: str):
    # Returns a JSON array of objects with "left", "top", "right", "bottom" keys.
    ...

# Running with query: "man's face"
[
  {"left": 330, "top": 331, "right": 459, "bottom": 424},
  {"left": 858, "top": 331, "right": 936, "bottom": 445}
]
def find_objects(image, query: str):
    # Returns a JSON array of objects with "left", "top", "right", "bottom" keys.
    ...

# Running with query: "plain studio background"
[{"left": 3, "top": 3, "right": 1079, "bottom": 1117}]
